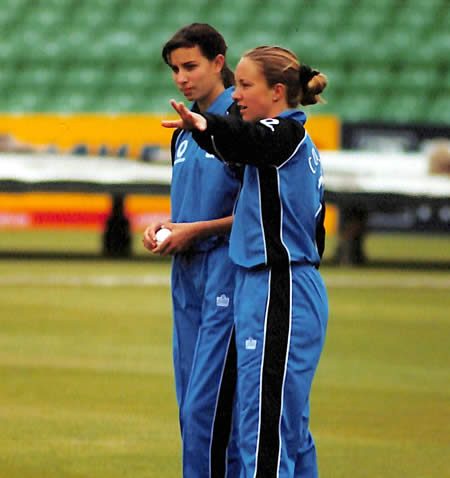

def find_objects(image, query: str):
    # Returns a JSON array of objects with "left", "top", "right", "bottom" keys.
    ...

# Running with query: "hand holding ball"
[{"left": 155, "top": 227, "right": 172, "bottom": 245}]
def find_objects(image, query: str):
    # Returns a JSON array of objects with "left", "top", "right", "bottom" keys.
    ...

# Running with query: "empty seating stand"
[{"left": 0, "top": 0, "right": 447, "bottom": 124}]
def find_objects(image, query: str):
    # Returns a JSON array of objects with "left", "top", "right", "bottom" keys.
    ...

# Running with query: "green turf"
[
  {"left": 0, "top": 229, "right": 449, "bottom": 263},
  {"left": 0, "top": 233, "right": 449, "bottom": 477},
  {"left": 0, "top": 259, "right": 179, "bottom": 478}
]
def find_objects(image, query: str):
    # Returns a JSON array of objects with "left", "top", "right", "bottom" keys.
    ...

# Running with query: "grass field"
[{"left": 0, "top": 230, "right": 449, "bottom": 477}]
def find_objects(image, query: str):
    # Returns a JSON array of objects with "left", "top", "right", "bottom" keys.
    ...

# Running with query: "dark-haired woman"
[
  {"left": 143, "top": 24, "right": 240, "bottom": 478},
  {"left": 163, "top": 46, "right": 329, "bottom": 478}
]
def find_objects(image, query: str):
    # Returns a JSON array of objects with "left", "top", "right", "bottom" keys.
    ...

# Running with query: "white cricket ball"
[{"left": 155, "top": 227, "right": 172, "bottom": 245}]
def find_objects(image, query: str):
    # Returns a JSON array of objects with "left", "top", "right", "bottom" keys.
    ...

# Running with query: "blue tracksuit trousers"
[
  {"left": 171, "top": 244, "right": 239, "bottom": 478},
  {"left": 233, "top": 262, "right": 328, "bottom": 478}
]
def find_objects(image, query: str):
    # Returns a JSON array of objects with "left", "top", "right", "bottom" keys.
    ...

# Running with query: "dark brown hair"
[
  {"left": 162, "top": 23, "right": 234, "bottom": 88},
  {"left": 243, "top": 46, "right": 327, "bottom": 107}
]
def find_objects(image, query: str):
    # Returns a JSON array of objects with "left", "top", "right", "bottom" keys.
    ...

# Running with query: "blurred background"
[
  {"left": 0, "top": 0, "right": 448, "bottom": 263},
  {"left": 0, "top": 0, "right": 448, "bottom": 121},
  {"left": 0, "top": 0, "right": 450, "bottom": 262}
]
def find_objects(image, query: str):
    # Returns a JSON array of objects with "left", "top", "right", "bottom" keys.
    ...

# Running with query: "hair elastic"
[{"left": 299, "top": 64, "right": 320, "bottom": 93}]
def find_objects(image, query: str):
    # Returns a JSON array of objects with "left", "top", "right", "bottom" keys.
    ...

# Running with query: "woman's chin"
[{"left": 241, "top": 110, "right": 251, "bottom": 121}]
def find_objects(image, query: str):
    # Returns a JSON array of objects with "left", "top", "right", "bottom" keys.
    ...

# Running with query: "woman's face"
[
  {"left": 232, "top": 57, "right": 280, "bottom": 121},
  {"left": 169, "top": 46, "right": 224, "bottom": 110}
]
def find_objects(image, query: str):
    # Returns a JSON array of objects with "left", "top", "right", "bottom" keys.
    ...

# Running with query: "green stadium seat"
[
  {"left": 0, "top": 8, "right": 16, "bottom": 29},
  {"left": 311, "top": 39, "right": 348, "bottom": 65},
  {"left": 62, "top": 66, "right": 106, "bottom": 89},
  {"left": 285, "top": 29, "right": 326, "bottom": 65},
  {"left": 2, "top": 87, "right": 48, "bottom": 112},
  {"left": 332, "top": 93, "right": 382, "bottom": 122},
  {"left": 308, "top": 8, "right": 349, "bottom": 30},
  {"left": 310, "top": 84, "right": 342, "bottom": 117},
  {"left": 395, "top": 68, "right": 440, "bottom": 93},
  {"left": 99, "top": 91, "right": 144, "bottom": 113},
  {"left": 115, "top": 8, "right": 155, "bottom": 32},
  {"left": 425, "top": 94, "right": 450, "bottom": 125},
  {"left": 69, "top": 6, "right": 114, "bottom": 31},
  {"left": 43, "top": 88, "right": 96, "bottom": 112},
  {"left": 56, "top": 31, "right": 96, "bottom": 62},
  {"left": 95, "top": 30, "right": 144, "bottom": 61},
  {"left": 334, "top": 30, "right": 379, "bottom": 64},
  {"left": 135, "top": 26, "right": 181, "bottom": 64},
  {"left": 143, "top": 95, "right": 174, "bottom": 114},
  {"left": 0, "top": 68, "right": 14, "bottom": 89},
  {"left": 347, "top": 66, "right": 396, "bottom": 93},
  {"left": 90, "top": 85, "right": 168, "bottom": 113},
  {"left": 378, "top": 94, "right": 423, "bottom": 123},
  {"left": 251, "top": 8, "right": 289, "bottom": 32},
  {"left": 441, "top": 5, "right": 450, "bottom": 28},
  {"left": 369, "top": 31, "right": 414, "bottom": 65},
  {"left": 211, "top": 9, "right": 240, "bottom": 32},
  {"left": 401, "top": 0, "right": 445, "bottom": 11},
  {"left": 8, "top": 29, "right": 67, "bottom": 63},
  {"left": 345, "top": 8, "right": 387, "bottom": 33},
  {"left": 29, "top": 6, "right": 66, "bottom": 29},
  {"left": 393, "top": 6, "right": 438, "bottom": 32},
  {"left": 109, "top": 66, "right": 148, "bottom": 88},
  {"left": 0, "top": 0, "right": 30, "bottom": 20},
  {"left": 1, "top": 0, "right": 28, "bottom": 7},
  {"left": 413, "top": 32, "right": 450, "bottom": 66},
  {"left": 25, "top": 0, "right": 70, "bottom": 7},
  {"left": 1, "top": 30, "right": 48, "bottom": 62},
  {"left": 14, "top": 66, "right": 56, "bottom": 89},
  {"left": 357, "top": 0, "right": 397, "bottom": 9},
  {"left": 0, "top": 39, "right": 17, "bottom": 64},
  {"left": 317, "top": 65, "right": 347, "bottom": 87}
]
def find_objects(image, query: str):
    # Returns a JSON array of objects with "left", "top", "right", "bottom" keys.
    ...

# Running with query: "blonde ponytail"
[{"left": 243, "top": 46, "right": 327, "bottom": 108}]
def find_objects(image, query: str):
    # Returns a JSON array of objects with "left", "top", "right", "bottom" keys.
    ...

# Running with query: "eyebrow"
[{"left": 171, "top": 60, "right": 198, "bottom": 69}]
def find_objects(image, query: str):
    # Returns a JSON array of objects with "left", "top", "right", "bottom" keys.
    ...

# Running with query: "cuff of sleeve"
[
  {"left": 202, "top": 113, "right": 223, "bottom": 131},
  {"left": 191, "top": 113, "right": 217, "bottom": 143}
]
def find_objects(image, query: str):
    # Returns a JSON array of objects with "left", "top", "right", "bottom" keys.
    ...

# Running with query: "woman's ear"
[
  {"left": 272, "top": 83, "right": 286, "bottom": 102},
  {"left": 214, "top": 54, "right": 225, "bottom": 72}
]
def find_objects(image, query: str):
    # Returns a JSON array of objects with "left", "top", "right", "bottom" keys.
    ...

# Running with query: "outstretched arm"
[{"left": 162, "top": 100, "right": 305, "bottom": 168}]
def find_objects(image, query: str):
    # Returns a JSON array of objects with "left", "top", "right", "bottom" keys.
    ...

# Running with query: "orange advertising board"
[{"left": 0, "top": 193, "right": 171, "bottom": 231}]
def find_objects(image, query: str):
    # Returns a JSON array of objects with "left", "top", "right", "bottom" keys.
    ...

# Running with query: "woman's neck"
[
  {"left": 196, "top": 84, "right": 226, "bottom": 113},
  {"left": 269, "top": 100, "right": 290, "bottom": 118}
]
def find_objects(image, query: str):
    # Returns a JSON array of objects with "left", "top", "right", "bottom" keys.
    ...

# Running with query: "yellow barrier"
[
  {"left": 0, "top": 113, "right": 340, "bottom": 156},
  {"left": 0, "top": 114, "right": 174, "bottom": 158}
]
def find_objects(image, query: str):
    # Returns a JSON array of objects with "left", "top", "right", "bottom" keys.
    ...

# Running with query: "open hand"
[{"left": 161, "top": 100, "right": 207, "bottom": 131}]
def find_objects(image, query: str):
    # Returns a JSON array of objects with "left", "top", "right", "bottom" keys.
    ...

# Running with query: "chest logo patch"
[{"left": 174, "top": 139, "right": 188, "bottom": 165}]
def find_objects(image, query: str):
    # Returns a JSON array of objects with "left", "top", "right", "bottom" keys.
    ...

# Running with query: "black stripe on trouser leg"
[
  {"left": 256, "top": 265, "right": 291, "bottom": 477},
  {"left": 211, "top": 327, "right": 237, "bottom": 478}
]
